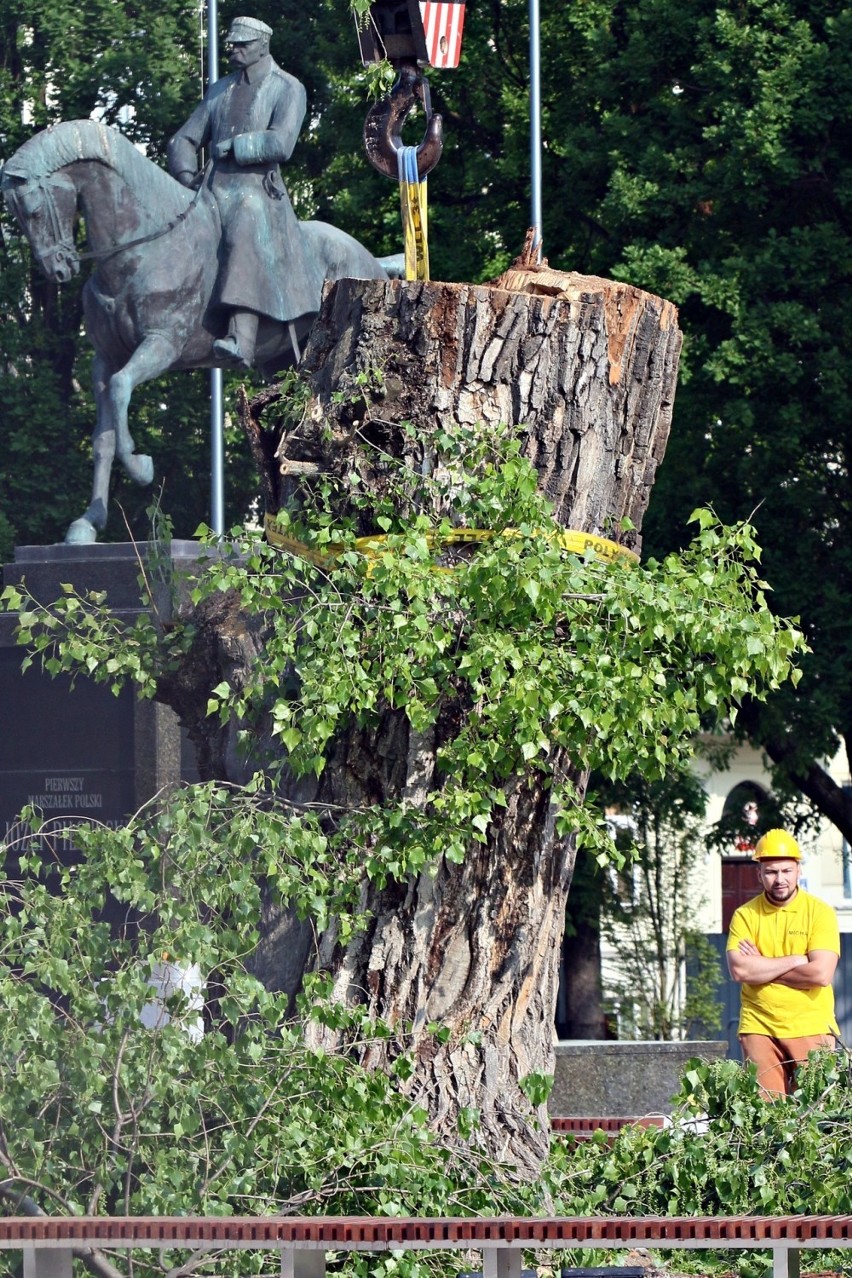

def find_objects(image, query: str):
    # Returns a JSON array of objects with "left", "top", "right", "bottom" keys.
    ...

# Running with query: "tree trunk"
[
  {"left": 560, "top": 922, "right": 608, "bottom": 1040},
  {"left": 260, "top": 266, "right": 679, "bottom": 537},
  {"left": 163, "top": 262, "right": 681, "bottom": 1173}
]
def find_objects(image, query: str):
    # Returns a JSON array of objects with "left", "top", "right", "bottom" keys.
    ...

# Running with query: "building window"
[{"left": 720, "top": 781, "right": 767, "bottom": 856}]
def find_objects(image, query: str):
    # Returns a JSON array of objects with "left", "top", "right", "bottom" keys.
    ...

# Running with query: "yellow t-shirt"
[{"left": 727, "top": 889, "right": 840, "bottom": 1037}]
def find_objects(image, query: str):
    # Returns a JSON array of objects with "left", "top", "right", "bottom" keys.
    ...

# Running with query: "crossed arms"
[{"left": 727, "top": 940, "right": 838, "bottom": 988}]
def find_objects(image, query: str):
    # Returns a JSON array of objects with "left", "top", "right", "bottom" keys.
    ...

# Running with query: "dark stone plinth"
[
  {"left": 5, "top": 539, "right": 216, "bottom": 613},
  {"left": 0, "top": 644, "right": 136, "bottom": 849},
  {"left": 1, "top": 543, "right": 204, "bottom": 855},
  {"left": 548, "top": 1039, "right": 729, "bottom": 1117}
]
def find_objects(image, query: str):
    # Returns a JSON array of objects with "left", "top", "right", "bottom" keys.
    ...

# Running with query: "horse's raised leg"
[
  {"left": 66, "top": 353, "right": 119, "bottom": 544},
  {"left": 108, "top": 333, "right": 183, "bottom": 484},
  {"left": 66, "top": 336, "right": 182, "bottom": 544}
]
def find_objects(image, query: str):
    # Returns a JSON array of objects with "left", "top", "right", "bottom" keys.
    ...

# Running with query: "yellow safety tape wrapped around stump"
[{"left": 263, "top": 513, "right": 639, "bottom": 569}]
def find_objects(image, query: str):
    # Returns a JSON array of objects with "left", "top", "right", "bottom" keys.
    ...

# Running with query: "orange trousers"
[{"left": 739, "top": 1033, "right": 836, "bottom": 1097}]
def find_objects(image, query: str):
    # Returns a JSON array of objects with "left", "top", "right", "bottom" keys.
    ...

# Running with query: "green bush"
[{"left": 545, "top": 1053, "right": 852, "bottom": 1275}]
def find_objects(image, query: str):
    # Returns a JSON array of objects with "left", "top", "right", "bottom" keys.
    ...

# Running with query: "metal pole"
[
  {"left": 208, "top": 0, "right": 225, "bottom": 535},
  {"left": 529, "top": 0, "right": 543, "bottom": 258}
]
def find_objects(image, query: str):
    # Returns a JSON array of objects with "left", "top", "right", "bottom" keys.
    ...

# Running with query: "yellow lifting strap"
[
  {"left": 398, "top": 145, "right": 430, "bottom": 281},
  {"left": 263, "top": 514, "right": 639, "bottom": 569}
]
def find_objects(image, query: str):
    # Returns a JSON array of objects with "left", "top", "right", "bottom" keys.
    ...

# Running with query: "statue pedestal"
[{"left": 0, "top": 542, "right": 202, "bottom": 852}]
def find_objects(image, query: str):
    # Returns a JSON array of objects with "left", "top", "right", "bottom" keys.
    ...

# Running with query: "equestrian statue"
[{"left": 1, "top": 16, "right": 389, "bottom": 545}]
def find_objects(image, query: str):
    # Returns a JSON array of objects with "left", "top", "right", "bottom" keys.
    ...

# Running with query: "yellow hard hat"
[{"left": 753, "top": 829, "right": 802, "bottom": 861}]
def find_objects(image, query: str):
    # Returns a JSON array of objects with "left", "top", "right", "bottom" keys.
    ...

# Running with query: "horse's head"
[{"left": 2, "top": 171, "right": 80, "bottom": 282}]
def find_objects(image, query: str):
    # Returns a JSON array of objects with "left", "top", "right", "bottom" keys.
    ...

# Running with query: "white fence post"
[
  {"left": 773, "top": 1244, "right": 801, "bottom": 1278},
  {"left": 281, "top": 1247, "right": 327, "bottom": 1278},
  {"left": 23, "top": 1246, "right": 73, "bottom": 1278},
  {"left": 483, "top": 1245, "right": 522, "bottom": 1278}
]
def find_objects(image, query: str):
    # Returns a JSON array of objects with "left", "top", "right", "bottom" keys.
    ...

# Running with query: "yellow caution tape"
[
  {"left": 399, "top": 146, "right": 429, "bottom": 281},
  {"left": 261, "top": 519, "right": 332, "bottom": 567},
  {"left": 263, "top": 513, "right": 638, "bottom": 568}
]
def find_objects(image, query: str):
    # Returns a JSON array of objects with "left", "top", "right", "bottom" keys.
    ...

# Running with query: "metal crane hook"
[{"left": 363, "top": 63, "right": 443, "bottom": 180}]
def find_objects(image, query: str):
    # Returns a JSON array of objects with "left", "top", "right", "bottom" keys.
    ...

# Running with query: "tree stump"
[
  {"left": 143, "top": 253, "right": 687, "bottom": 1175},
  {"left": 236, "top": 265, "right": 682, "bottom": 1173},
  {"left": 252, "top": 267, "right": 680, "bottom": 553}
]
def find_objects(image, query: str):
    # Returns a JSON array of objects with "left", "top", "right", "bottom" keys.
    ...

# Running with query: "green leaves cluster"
[
  {"left": 1, "top": 579, "right": 165, "bottom": 698},
  {"left": 547, "top": 1052, "right": 852, "bottom": 1273},
  {"left": 3, "top": 420, "right": 807, "bottom": 882},
  {"left": 196, "top": 426, "right": 805, "bottom": 871},
  {"left": 2, "top": 790, "right": 850, "bottom": 1272},
  {"left": 0, "top": 793, "right": 543, "bottom": 1263}
]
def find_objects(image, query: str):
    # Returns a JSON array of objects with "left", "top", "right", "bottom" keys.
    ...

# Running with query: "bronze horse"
[{"left": 2, "top": 120, "right": 388, "bottom": 544}]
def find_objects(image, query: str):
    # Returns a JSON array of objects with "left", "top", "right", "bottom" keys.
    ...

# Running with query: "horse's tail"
[
  {"left": 378, "top": 253, "right": 405, "bottom": 278},
  {"left": 301, "top": 221, "right": 389, "bottom": 283}
]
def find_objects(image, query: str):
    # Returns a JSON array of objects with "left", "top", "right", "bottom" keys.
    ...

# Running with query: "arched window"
[
  {"left": 719, "top": 781, "right": 771, "bottom": 931},
  {"left": 721, "top": 781, "right": 768, "bottom": 856}
]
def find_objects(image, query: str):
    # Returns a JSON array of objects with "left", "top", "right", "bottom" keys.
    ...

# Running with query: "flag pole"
[
  {"left": 208, "top": 0, "right": 225, "bottom": 535},
  {"left": 529, "top": 0, "right": 543, "bottom": 258}
]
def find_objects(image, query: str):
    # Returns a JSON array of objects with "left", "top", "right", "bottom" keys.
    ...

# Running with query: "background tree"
[
  {"left": 532, "top": 0, "right": 852, "bottom": 840},
  {"left": 596, "top": 768, "right": 723, "bottom": 1041},
  {"left": 559, "top": 845, "right": 609, "bottom": 1041}
]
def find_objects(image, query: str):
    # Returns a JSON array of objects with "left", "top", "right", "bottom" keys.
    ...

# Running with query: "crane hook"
[{"left": 363, "top": 63, "right": 443, "bottom": 181}]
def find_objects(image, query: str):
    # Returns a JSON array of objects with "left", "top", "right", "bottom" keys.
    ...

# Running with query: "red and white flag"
[{"left": 419, "top": 1, "right": 466, "bottom": 68}]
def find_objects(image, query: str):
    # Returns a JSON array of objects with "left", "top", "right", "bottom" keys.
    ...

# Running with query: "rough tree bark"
[{"left": 159, "top": 256, "right": 681, "bottom": 1173}]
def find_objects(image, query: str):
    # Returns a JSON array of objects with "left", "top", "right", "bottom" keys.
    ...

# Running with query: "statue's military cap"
[{"left": 225, "top": 16, "right": 273, "bottom": 42}]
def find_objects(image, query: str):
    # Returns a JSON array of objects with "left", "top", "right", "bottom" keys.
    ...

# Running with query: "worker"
[{"left": 726, "top": 828, "right": 840, "bottom": 1097}]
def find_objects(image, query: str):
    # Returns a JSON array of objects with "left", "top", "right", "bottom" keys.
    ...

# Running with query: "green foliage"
[
  {"left": 0, "top": 792, "right": 544, "bottom": 1265},
  {"left": 4, "top": 798, "right": 849, "bottom": 1273},
  {"left": 546, "top": 0, "right": 852, "bottom": 820},
  {"left": 0, "top": 406, "right": 820, "bottom": 1263},
  {"left": 0, "top": 407, "right": 809, "bottom": 1251},
  {"left": 549, "top": 1052, "right": 852, "bottom": 1232},
  {"left": 2, "top": 422, "right": 807, "bottom": 876},
  {"left": 3, "top": 786, "right": 850, "bottom": 1266}
]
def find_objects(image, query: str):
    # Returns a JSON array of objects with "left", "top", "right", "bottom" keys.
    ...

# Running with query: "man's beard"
[{"left": 765, "top": 881, "right": 796, "bottom": 902}]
